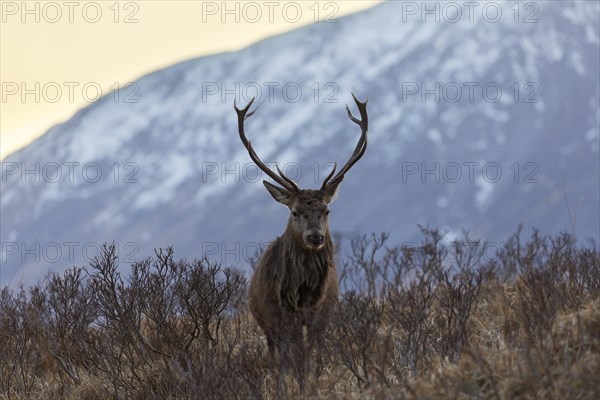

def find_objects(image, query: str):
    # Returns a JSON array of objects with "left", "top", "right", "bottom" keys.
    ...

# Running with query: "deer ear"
[
  {"left": 323, "top": 179, "right": 343, "bottom": 204},
  {"left": 263, "top": 181, "right": 293, "bottom": 207}
]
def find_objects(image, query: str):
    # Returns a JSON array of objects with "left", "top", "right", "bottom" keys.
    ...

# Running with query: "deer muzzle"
[{"left": 304, "top": 229, "right": 325, "bottom": 248}]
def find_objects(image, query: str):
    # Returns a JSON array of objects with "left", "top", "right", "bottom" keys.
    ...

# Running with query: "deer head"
[{"left": 234, "top": 94, "right": 368, "bottom": 250}]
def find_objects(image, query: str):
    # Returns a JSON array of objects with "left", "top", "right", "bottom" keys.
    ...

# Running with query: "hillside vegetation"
[{"left": 1, "top": 228, "right": 598, "bottom": 399}]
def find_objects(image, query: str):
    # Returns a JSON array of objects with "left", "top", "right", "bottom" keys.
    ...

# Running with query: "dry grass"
[{"left": 1, "top": 228, "right": 598, "bottom": 399}]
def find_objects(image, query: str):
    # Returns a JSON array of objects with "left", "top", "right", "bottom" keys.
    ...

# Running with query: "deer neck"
[{"left": 277, "top": 226, "right": 333, "bottom": 311}]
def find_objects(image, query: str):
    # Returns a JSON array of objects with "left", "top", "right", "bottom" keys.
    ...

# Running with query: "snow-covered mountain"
[{"left": 2, "top": 1, "right": 599, "bottom": 286}]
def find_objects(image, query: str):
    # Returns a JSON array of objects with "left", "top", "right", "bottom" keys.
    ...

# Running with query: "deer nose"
[{"left": 307, "top": 233, "right": 324, "bottom": 246}]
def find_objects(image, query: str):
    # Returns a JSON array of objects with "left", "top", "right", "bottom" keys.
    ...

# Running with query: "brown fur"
[{"left": 248, "top": 190, "right": 339, "bottom": 377}]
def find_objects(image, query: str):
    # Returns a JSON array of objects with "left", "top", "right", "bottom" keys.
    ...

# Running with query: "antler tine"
[
  {"left": 275, "top": 163, "right": 300, "bottom": 191},
  {"left": 234, "top": 98, "right": 299, "bottom": 192},
  {"left": 320, "top": 162, "right": 338, "bottom": 189},
  {"left": 321, "top": 93, "right": 368, "bottom": 190}
]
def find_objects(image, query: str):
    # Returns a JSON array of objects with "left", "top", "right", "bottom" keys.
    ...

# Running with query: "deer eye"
[
  {"left": 292, "top": 211, "right": 298, "bottom": 217},
  {"left": 325, "top": 210, "right": 330, "bottom": 216}
]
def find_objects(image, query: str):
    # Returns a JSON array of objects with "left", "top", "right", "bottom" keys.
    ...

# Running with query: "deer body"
[
  {"left": 249, "top": 200, "right": 339, "bottom": 355},
  {"left": 234, "top": 94, "right": 368, "bottom": 377}
]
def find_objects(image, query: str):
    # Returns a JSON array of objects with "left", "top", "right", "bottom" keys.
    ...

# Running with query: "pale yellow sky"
[{"left": 0, "top": 0, "right": 380, "bottom": 159}]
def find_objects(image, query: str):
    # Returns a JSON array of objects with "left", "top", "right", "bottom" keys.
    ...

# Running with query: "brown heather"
[{"left": 0, "top": 227, "right": 598, "bottom": 399}]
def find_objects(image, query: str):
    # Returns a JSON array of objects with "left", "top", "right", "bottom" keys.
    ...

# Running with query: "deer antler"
[
  {"left": 321, "top": 93, "right": 368, "bottom": 191},
  {"left": 235, "top": 98, "right": 299, "bottom": 192}
]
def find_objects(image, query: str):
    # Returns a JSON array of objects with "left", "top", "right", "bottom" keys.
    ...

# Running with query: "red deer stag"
[{"left": 234, "top": 93, "right": 368, "bottom": 380}]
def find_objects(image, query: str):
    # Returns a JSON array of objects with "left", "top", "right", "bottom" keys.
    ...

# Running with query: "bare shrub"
[
  {"left": 328, "top": 291, "right": 387, "bottom": 388},
  {"left": 386, "top": 273, "right": 434, "bottom": 379},
  {"left": 0, "top": 228, "right": 598, "bottom": 399},
  {"left": 31, "top": 267, "right": 97, "bottom": 391},
  {"left": 433, "top": 259, "right": 486, "bottom": 362},
  {"left": 0, "top": 285, "right": 44, "bottom": 395}
]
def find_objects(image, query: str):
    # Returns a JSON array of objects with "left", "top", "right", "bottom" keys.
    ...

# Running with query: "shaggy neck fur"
[{"left": 276, "top": 224, "right": 333, "bottom": 312}]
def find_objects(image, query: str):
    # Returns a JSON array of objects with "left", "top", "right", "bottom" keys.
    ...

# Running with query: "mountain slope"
[{"left": 2, "top": 1, "right": 599, "bottom": 286}]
